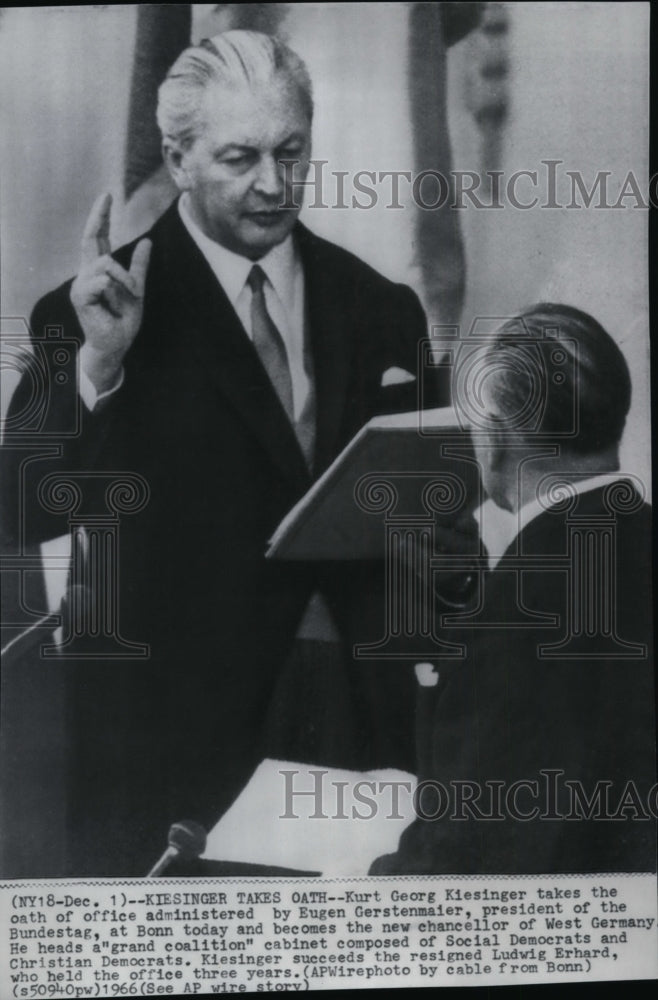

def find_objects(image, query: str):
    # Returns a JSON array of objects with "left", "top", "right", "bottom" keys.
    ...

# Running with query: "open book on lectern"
[{"left": 267, "top": 406, "right": 479, "bottom": 561}]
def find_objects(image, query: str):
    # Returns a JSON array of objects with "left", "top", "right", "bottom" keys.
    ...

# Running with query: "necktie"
[{"left": 247, "top": 264, "right": 294, "bottom": 422}]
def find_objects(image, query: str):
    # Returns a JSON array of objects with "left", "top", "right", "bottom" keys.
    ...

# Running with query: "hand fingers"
[
  {"left": 72, "top": 274, "right": 123, "bottom": 316},
  {"left": 102, "top": 258, "right": 139, "bottom": 297},
  {"left": 81, "top": 193, "right": 113, "bottom": 265},
  {"left": 102, "top": 284, "right": 123, "bottom": 318},
  {"left": 76, "top": 274, "right": 113, "bottom": 299},
  {"left": 129, "top": 239, "right": 152, "bottom": 293},
  {"left": 81, "top": 255, "right": 138, "bottom": 296}
]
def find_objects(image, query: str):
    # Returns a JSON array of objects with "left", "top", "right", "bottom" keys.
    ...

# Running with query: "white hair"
[{"left": 156, "top": 29, "right": 313, "bottom": 148}]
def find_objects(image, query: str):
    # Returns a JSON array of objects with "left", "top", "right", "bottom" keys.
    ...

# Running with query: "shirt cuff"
[
  {"left": 415, "top": 662, "right": 440, "bottom": 687},
  {"left": 79, "top": 366, "right": 124, "bottom": 412}
]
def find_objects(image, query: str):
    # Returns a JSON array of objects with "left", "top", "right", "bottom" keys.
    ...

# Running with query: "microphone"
[{"left": 147, "top": 820, "right": 207, "bottom": 877}]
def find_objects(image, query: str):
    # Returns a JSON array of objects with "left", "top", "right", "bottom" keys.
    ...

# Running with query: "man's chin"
[{"left": 240, "top": 216, "right": 297, "bottom": 257}]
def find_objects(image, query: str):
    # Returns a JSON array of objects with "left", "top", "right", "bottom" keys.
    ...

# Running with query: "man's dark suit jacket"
[
  {"left": 2, "top": 201, "right": 442, "bottom": 875},
  {"left": 371, "top": 483, "right": 656, "bottom": 874}
]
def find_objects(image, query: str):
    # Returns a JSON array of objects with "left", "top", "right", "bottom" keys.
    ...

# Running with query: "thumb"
[{"left": 129, "top": 238, "right": 152, "bottom": 294}]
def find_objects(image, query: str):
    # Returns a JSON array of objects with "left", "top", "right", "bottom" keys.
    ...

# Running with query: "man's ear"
[
  {"left": 487, "top": 437, "right": 506, "bottom": 471},
  {"left": 487, "top": 433, "right": 515, "bottom": 506},
  {"left": 162, "top": 141, "right": 191, "bottom": 191},
  {"left": 488, "top": 424, "right": 525, "bottom": 469}
]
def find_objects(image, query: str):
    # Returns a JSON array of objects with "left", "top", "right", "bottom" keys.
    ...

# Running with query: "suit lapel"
[
  {"left": 296, "top": 224, "right": 355, "bottom": 475},
  {"left": 151, "top": 204, "right": 311, "bottom": 489}
]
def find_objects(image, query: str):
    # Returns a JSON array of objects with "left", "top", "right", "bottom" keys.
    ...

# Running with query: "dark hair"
[{"left": 482, "top": 303, "right": 631, "bottom": 453}]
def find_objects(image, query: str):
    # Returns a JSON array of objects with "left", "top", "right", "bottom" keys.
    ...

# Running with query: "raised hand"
[{"left": 70, "top": 193, "right": 151, "bottom": 393}]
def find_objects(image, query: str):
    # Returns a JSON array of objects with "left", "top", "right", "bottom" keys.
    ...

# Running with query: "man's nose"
[{"left": 253, "top": 155, "right": 284, "bottom": 199}]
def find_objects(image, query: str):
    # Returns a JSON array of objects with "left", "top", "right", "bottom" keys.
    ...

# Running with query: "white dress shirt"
[{"left": 178, "top": 194, "right": 310, "bottom": 420}]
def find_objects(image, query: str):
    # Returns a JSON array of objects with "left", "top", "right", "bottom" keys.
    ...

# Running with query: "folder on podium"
[{"left": 267, "top": 406, "right": 477, "bottom": 561}]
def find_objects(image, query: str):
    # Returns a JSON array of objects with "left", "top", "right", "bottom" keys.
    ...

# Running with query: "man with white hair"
[{"left": 3, "top": 31, "right": 442, "bottom": 874}]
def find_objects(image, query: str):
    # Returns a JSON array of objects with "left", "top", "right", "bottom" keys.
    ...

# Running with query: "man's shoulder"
[
  {"left": 486, "top": 478, "right": 651, "bottom": 602},
  {"left": 520, "top": 479, "right": 651, "bottom": 545}
]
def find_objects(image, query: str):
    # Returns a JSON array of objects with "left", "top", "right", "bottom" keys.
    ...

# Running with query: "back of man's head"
[
  {"left": 156, "top": 29, "right": 313, "bottom": 149},
  {"left": 481, "top": 303, "right": 632, "bottom": 455}
]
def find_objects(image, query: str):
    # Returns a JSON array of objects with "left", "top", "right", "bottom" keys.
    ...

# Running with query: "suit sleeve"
[
  {"left": 0, "top": 286, "right": 123, "bottom": 549},
  {"left": 368, "top": 684, "right": 442, "bottom": 875}
]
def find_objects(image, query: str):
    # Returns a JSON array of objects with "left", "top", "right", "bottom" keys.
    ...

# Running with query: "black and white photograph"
[{"left": 0, "top": 2, "right": 656, "bottom": 993}]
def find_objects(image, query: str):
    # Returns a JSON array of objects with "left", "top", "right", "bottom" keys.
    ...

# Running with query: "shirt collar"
[{"left": 178, "top": 194, "right": 298, "bottom": 307}]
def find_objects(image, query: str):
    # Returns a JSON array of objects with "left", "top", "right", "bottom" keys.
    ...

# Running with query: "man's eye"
[
  {"left": 279, "top": 148, "right": 303, "bottom": 160},
  {"left": 221, "top": 153, "right": 253, "bottom": 166}
]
